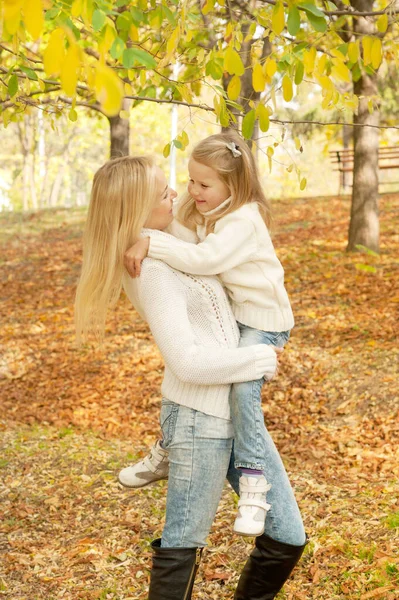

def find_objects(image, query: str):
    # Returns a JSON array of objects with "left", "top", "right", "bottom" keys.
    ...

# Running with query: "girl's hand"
[
  {"left": 124, "top": 237, "right": 150, "bottom": 278},
  {"left": 271, "top": 346, "right": 283, "bottom": 379}
]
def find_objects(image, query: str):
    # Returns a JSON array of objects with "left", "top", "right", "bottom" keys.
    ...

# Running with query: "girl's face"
[
  {"left": 144, "top": 167, "right": 177, "bottom": 230},
  {"left": 187, "top": 159, "right": 230, "bottom": 214}
]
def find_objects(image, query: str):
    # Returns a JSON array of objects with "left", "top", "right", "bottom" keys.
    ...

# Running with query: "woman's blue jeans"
[
  {"left": 160, "top": 400, "right": 305, "bottom": 549},
  {"left": 232, "top": 323, "right": 290, "bottom": 471}
]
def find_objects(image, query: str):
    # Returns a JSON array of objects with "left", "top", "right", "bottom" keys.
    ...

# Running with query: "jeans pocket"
[{"left": 160, "top": 400, "right": 179, "bottom": 448}]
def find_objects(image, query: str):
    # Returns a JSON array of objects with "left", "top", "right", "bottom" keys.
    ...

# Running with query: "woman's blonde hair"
[
  {"left": 75, "top": 155, "right": 158, "bottom": 343},
  {"left": 177, "top": 131, "right": 272, "bottom": 234}
]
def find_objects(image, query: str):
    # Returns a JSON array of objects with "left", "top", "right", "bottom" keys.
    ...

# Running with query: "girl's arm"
[
  {"left": 139, "top": 261, "right": 277, "bottom": 386},
  {"left": 148, "top": 214, "right": 257, "bottom": 276}
]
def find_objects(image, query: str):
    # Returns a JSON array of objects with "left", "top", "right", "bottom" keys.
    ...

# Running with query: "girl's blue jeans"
[
  {"left": 232, "top": 323, "right": 290, "bottom": 471},
  {"left": 160, "top": 400, "right": 305, "bottom": 549}
]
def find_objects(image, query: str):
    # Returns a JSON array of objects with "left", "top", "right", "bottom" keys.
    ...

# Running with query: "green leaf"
[
  {"left": 306, "top": 12, "right": 327, "bottom": 33},
  {"left": 123, "top": 47, "right": 157, "bottom": 69},
  {"left": 110, "top": 37, "right": 125, "bottom": 60},
  {"left": 19, "top": 65, "right": 38, "bottom": 80},
  {"left": 242, "top": 109, "right": 255, "bottom": 140},
  {"left": 206, "top": 59, "right": 224, "bottom": 80},
  {"left": 294, "top": 61, "right": 304, "bottom": 85},
  {"left": 298, "top": 3, "right": 325, "bottom": 17},
  {"left": 116, "top": 11, "right": 132, "bottom": 31},
  {"left": 92, "top": 9, "right": 106, "bottom": 32},
  {"left": 8, "top": 74, "right": 18, "bottom": 97},
  {"left": 45, "top": 8, "right": 60, "bottom": 20},
  {"left": 287, "top": 6, "right": 300, "bottom": 36},
  {"left": 130, "top": 7, "right": 145, "bottom": 25}
]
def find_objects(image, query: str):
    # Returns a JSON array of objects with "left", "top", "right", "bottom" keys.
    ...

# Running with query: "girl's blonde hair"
[
  {"left": 75, "top": 155, "right": 158, "bottom": 343},
  {"left": 177, "top": 131, "right": 271, "bottom": 233}
]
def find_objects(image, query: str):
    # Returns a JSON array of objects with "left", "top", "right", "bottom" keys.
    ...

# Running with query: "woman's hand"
[{"left": 124, "top": 237, "right": 150, "bottom": 277}]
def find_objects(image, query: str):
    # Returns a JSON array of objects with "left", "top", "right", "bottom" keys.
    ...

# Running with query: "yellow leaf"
[
  {"left": 227, "top": 75, "right": 241, "bottom": 101},
  {"left": 163, "top": 143, "right": 171, "bottom": 158},
  {"left": 23, "top": 0, "right": 44, "bottom": 39},
  {"left": 300, "top": 177, "right": 307, "bottom": 190},
  {"left": 129, "top": 24, "right": 138, "bottom": 42},
  {"left": 252, "top": 63, "right": 266, "bottom": 93},
  {"left": 377, "top": 14, "right": 388, "bottom": 33},
  {"left": 303, "top": 47, "right": 316, "bottom": 75},
  {"left": 167, "top": 27, "right": 180, "bottom": 56},
  {"left": 317, "top": 54, "right": 327, "bottom": 75},
  {"left": 362, "top": 36, "right": 373, "bottom": 66},
  {"left": 271, "top": 1, "right": 285, "bottom": 36},
  {"left": 348, "top": 41, "right": 359, "bottom": 63},
  {"left": 331, "top": 59, "right": 351, "bottom": 83},
  {"left": 68, "top": 108, "right": 78, "bottom": 121},
  {"left": 100, "top": 24, "right": 116, "bottom": 54},
  {"left": 81, "top": 0, "right": 94, "bottom": 26},
  {"left": 94, "top": 63, "right": 124, "bottom": 116},
  {"left": 223, "top": 46, "right": 245, "bottom": 76},
  {"left": 264, "top": 58, "right": 277, "bottom": 78},
  {"left": 371, "top": 38, "right": 382, "bottom": 69},
  {"left": 60, "top": 44, "right": 80, "bottom": 96},
  {"left": 43, "top": 28, "right": 66, "bottom": 77},
  {"left": 294, "top": 137, "right": 301, "bottom": 151},
  {"left": 282, "top": 75, "right": 293, "bottom": 102},
  {"left": 256, "top": 103, "right": 270, "bottom": 132},
  {"left": 3, "top": 0, "right": 24, "bottom": 34},
  {"left": 71, "top": 0, "right": 83, "bottom": 17}
]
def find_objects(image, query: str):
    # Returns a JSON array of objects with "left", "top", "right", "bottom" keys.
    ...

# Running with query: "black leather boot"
[
  {"left": 234, "top": 533, "right": 308, "bottom": 599},
  {"left": 148, "top": 538, "right": 203, "bottom": 599}
]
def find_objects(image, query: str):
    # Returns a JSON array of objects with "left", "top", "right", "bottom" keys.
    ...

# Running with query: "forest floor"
[{"left": 0, "top": 193, "right": 398, "bottom": 600}]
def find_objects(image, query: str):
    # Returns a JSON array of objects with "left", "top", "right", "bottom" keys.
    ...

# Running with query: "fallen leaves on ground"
[{"left": 0, "top": 194, "right": 398, "bottom": 599}]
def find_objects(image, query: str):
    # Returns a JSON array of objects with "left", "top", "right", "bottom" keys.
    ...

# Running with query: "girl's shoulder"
[{"left": 214, "top": 202, "right": 261, "bottom": 229}]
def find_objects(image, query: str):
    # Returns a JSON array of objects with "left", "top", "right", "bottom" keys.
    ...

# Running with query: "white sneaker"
[
  {"left": 118, "top": 441, "right": 169, "bottom": 488},
  {"left": 233, "top": 475, "right": 272, "bottom": 536}
]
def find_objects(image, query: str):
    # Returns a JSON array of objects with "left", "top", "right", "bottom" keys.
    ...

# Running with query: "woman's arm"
[
  {"left": 139, "top": 262, "right": 276, "bottom": 386},
  {"left": 148, "top": 214, "right": 257, "bottom": 276}
]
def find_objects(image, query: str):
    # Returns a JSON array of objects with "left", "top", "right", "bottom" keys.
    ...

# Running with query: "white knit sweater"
[
  {"left": 123, "top": 229, "right": 277, "bottom": 420},
  {"left": 148, "top": 202, "right": 294, "bottom": 332}
]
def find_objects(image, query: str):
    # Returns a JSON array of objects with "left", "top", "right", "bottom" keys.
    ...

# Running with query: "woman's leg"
[{"left": 148, "top": 400, "right": 233, "bottom": 599}]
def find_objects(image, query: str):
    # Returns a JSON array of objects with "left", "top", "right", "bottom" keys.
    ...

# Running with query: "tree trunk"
[
  {"left": 108, "top": 102, "right": 130, "bottom": 158},
  {"left": 347, "top": 2, "right": 380, "bottom": 252}
]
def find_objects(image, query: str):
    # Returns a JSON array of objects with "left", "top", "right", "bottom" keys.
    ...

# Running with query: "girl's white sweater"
[
  {"left": 148, "top": 202, "right": 294, "bottom": 332},
  {"left": 122, "top": 229, "right": 277, "bottom": 420}
]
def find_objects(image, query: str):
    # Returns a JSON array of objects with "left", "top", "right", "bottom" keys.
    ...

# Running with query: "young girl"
[{"left": 120, "top": 132, "right": 295, "bottom": 537}]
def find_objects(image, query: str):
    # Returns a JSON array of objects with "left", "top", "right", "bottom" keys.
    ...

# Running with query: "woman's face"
[{"left": 144, "top": 167, "right": 177, "bottom": 230}]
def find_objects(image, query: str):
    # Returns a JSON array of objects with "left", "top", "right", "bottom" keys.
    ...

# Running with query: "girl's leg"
[
  {"left": 227, "top": 439, "right": 307, "bottom": 599},
  {"left": 148, "top": 399, "right": 233, "bottom": 600},
  {"left": 231, "top": 325, "right": 290, "bottom": 536},
  {"left": 231, "top": 325, "right": 289, "bottom": 472}
]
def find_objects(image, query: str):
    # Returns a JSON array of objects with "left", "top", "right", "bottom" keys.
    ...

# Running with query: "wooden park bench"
[{"left": 329, "top": 145, "right": 399, "bottom": 194}]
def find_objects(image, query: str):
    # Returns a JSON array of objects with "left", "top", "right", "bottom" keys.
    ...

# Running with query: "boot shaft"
[
  {"left": 234, "top": 534, "right": 308, "bottom": 600},
  {"left": 148, "top": 539, "right": 203, "bottom": 600}
]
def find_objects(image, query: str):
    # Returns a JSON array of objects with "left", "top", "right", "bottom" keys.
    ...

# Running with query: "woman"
[{"left": 75, "top": 156, "right": 307, "bottom": 600}]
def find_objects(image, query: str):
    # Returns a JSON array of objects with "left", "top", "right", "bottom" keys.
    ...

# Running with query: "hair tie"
[{"left": 225, "top": 141, "right": 242, "bottom": 158}]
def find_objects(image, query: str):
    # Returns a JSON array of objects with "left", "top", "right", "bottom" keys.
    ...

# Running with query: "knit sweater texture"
[
  {"left": 148, "top": 202, "right": 294, "bottom": 332},
  {"left": 123, "top": 229, "right": 277, "bottom": 420}
]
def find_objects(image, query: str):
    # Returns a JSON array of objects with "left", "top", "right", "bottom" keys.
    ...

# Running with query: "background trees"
[{"left": 1, "top": 0, "right": 398, "bottom": 251}]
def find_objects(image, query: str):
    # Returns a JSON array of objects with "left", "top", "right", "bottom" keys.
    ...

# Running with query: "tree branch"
[{"left": 257, "top": 0, "right": 399, "bottom": 17}]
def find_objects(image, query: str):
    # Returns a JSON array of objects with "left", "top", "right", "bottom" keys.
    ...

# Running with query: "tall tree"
[{"left": 0, "top": 0, "right": 398, "bottom": 251}]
